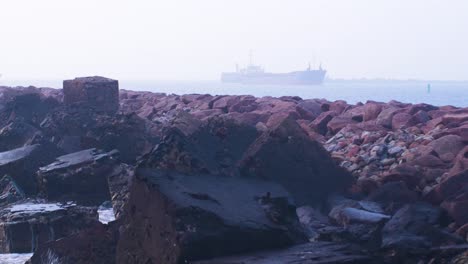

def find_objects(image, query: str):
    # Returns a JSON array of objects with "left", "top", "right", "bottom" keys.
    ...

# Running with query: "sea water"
[
  {"left": 1, "top": 79, "right": 467, "bottom": 107},
  {"left": 119, "top": 80, "right": 468, "bottom": 107}
]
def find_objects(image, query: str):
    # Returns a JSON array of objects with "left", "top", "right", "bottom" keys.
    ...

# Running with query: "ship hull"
[{"left": 221, "top": 70, "right": 326, "bottom": 85}]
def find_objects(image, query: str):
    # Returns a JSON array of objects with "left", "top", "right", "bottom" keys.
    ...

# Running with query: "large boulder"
[
  {"left": 239, "top": 117, "right": 353, "bottom": 205},
  {"left": 310, "top": 111, "right": 336, "bottom": 135},
  {"left": 37, "top": 149, "right": 118, "bottom": 205},
  {"left": 376, "top": 107, "right": 401, "bottom": 129},
  {"left": 116, "top": 168, "right": 307, "bottom": 264},
  {"left": 0, "top": 200, "right": 98, "bottom": 253},
  {"left": 0, "top": 121, "right": 39, "bottom": 152},
  {"left": 0, "top": 175, "right": 25, "bottom": 207},
  {"left": 428, "top": 135, "right": 465, "bottom": 162},
  {"left": 140, "top": 117, "right": 258, "bottom": 176},
  {"left": 194, "top": 242, "right": 372, "bottom": 264},
  {"left": 40, "top": 109, "right": 156, "bottom": 163},
  {"left": 327, "top": 115, "right": 357, "bottom": 134},
  {"left": 63, "top": 76, "right": 119, "bottom": 114},
  {"left": 441, "top": 190, "right": 468, "bottom": 227},
  {"left": 381, "top": 203, "right": 460, "bottom": 255},
  {"left": 391, "top": 113, "right": 416, "bottom": 130},
  {"left": 0, "top": 93, "right": 59, "bottom": 128},
  {"left": 449, "top": 146, "right": 468, "bottom": 176},
  {"left": 0, "top": 144, "right": 57, "bottom": 195},
  {"left": 427, "top": 169, "right": 468, "bottom": 205},
  {"left": 107, "top": 164, "right": 134, "bottom": 219},
  {"left": 27, "top": 222, "right": 116, "bottom": 264},
  {"left": 366, "top": 181, "right": 418, "bottom": 213},
  {"left": 363, "top": 102, "right": 383, "bottom": 121},
  {"left": 296, "top": 99, "right": 323, "bottom": 119}
]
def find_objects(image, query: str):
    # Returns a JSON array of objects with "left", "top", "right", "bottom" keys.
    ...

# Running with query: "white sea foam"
[
  {"left": 10, "top": 203, "right": 63, "bottom": 213},
  {"left": 0, "top": 253, "right": 33, "bottom": 264},
  {"left": 98, "top": 207, "right": 116, "bottom": 224}
]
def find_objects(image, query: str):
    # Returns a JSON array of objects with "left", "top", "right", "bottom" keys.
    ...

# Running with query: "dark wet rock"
[
  {"left": 427, "top": 169, "right": 468, "bottom": 205},
  {"left": 116, "top": 168, "right": 307, "bottom": 264},
  {"left": 381, "top": 163, "right": 422, "bottom": 189},
  {"left": 194, "top": 242, "right": 373, "bottom": 264},
  {"left": 141, "top": 116, "right": 258, "bottom": 176},
  {"left": 441, "top": 190, "right": 468, "bottom": 227},
  {"left": 0, "top": 144, "right": 57, "bottom": 195},
  {"left": 0, "top": 200, "right": 98, "bottom": 253},
  {"left": 367, "top": 182, "right": 419, "bottom": 213},
  {"left": 107, "top": 163, "right": 134, "bottom": 219},
  {"left": 410, "top": 154, "right": 446, "bottom": 169},
  {"left": 37, "top": 149, "right": 118, "bottom": 205},
  {"left": 41, "top": 109, "right": 156, "bottom": 163},
  {"left": 63, "top": 76, "right": 119, "bottom": 114},
  {"left": 239, "top": 117, "right": 353, "bottom": 205},
  {"left": 381, "top": 203, "right": 461, "bottom": 256},
  {"left": 0, "top": 121, "right": 39, "bottom": 151},
  {"left": 0, "top": 93, "right": 60, "bottom": 128},
  {"left": 0, "top": 175, "right": 25, "bottom": 207},
  {"left": 27, "top": 221, "right": 116, "bottom": 264},
  {"left": 296, "top": 206, "right": 330, "bottom": 239}
]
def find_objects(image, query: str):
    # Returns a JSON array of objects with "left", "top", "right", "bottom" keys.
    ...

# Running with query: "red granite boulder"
[
  {"left": 428, "top": 135, "right": 465, "bottom": 162},
  {"left": 363, "top": 102, "right": 383, "bottom": 121},
  {"left": 310, "top": 111, "right": 336, "bottom": 135}
]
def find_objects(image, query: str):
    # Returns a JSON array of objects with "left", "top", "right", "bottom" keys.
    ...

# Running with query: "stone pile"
[{"left": 0, "top": 78, "right": 465, "bottom": 263}]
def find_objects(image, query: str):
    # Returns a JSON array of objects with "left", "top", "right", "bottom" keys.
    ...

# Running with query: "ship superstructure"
[{"left": 221, "top": 55, "right": 326, "bottom": 85}]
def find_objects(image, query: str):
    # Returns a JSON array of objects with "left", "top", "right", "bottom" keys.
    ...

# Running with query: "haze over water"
[{"left": 1, "top": 79, "right": 467, "bottom": 107}]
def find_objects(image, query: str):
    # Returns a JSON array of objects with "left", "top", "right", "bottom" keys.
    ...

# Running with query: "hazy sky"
[{"left": 0, "top": 0, "right": 467, "bottom": 80}]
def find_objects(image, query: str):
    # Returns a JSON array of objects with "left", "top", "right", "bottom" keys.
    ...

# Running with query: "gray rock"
[
  {"left": 0, "top": 144, "right": 57, "bottom": 195},
  {"left": 194, "top": 242, "right": 372, "bottom": 264},
  {"left": 37, "top": 149, "right": 118, "bottom": 205},
  {"left": 329, "top": 206, "right": 390, "bottom": 226},
  {"left": 0, "top": 200, "right": 98, "bottom": 253},
  {"left": 382, "top": 203, "right": 462, "bottom": 254},
  {"left": 116, "top": 168, "right": 307, "bottom": 264},
  {"left": 0, "top": 175, "right": 24, "bottom": 207}
]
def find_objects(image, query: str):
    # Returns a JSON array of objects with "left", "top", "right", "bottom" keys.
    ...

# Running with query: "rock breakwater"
[{"left": 0, "top": 77, "right": 466, "bottom": 263}]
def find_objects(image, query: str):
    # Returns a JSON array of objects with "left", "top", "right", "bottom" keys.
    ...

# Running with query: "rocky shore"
[{"left": 0, "top": 76, "right": 467, "bottom": 263}]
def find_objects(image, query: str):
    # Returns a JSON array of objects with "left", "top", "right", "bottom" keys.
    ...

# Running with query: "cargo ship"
[{"left": 221, "top": 61, "right": 326, "bottom": 85}]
